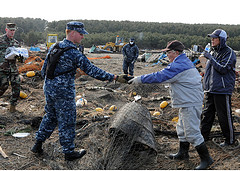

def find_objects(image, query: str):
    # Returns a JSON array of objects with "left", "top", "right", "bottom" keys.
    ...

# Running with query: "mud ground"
[{"left": 0, "top": 49, "right": 240, "bottom": 170}]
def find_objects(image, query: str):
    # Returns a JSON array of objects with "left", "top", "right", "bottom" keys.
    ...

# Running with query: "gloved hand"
[
  {"left": 116, "top": 74, "right": 134, "bottom": 83},
  {"left": 203, "top": 51, "right": 213, "bottom": 60},
  {"left": 128, "top": 76, "right": 142, "bottom": 84},
  {"left": 16, "top": 54, "right": 24, "bottom": 63}
]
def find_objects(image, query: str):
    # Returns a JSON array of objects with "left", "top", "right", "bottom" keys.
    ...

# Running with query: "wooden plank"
[{"left": 0, "top": 146, "right": 8, "bottom": 158}]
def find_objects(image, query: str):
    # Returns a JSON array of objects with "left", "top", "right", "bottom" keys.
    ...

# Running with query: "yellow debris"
[
  {"left": 26, "top": 71, "right": 35, "bottom": 77},
  {"left": 153, "top": 111, "right": 161, "bottom": 116},
  {"left": 172, "top": 116, "right": 179, "bottom": 123},
  {"left": 109, "top": 105, "right": 117, "bottom": 111},
  {"left": 19, "top": 91, "right": 27, "bottom": 99},
  {"left": 96, "top": 107, "right": 103, "bottom": 112},
  {"left": 160, "top": 101, "right": 168, "bottom": 109}
]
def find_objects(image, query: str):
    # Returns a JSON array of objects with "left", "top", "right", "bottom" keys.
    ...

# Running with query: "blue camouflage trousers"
[{"left": 36, "top": 94, "right": 76, "bottom": 153}]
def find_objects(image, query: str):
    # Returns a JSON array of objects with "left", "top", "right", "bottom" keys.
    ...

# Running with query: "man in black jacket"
[{"left": 201, "top": 29, "right": 237, "bottom": 147}]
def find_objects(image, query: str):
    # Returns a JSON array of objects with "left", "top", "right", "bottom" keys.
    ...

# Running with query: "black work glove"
[
  {"left": 16, "top": 54, "right": 24, "bottom": 63},
  {"left": 116, "top": 74, "right": 134, "bottom": 83}
]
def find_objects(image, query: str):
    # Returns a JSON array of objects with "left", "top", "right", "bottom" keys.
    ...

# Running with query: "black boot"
[
  {"left": 31, "top": 141, "right": 43, "bottom": 154},
  {"left": 195, "top": 142, "right": 214, "bottom": 170},
  {"left": 65, "top": 149, "right": 86, "bottom": 161},
  {"left": 169, "top": 141, "right": 190, "bottom": 160}
]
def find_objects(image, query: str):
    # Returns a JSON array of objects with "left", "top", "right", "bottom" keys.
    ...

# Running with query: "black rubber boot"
[
  {"left": 195, "top": 142, "right": 214, "bottom": 170},
  {"left": 169, "top": 141, "right": 190, "bottom": 160},
  {"left": 31, "top": 141, "right": 43, "bottom": 154},
  {"left": 65, "top": 149, "right": 86, "bottom": 161}
]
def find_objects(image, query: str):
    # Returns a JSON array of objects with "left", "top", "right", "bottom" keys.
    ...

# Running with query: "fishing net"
[{"left": 75, "top": 101, "right": 157, "bottom": 170}]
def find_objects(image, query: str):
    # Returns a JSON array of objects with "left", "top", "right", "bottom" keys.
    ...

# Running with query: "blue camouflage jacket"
[
  {"left": 203, "top": 37, "right": 236, "bottom": 95},
  {"left": 41, "top": 39, "right": 114, "bottom": 98}
]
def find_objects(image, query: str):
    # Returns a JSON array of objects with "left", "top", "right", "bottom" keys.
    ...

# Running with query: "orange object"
[
  {"left": 87, "top": 55, "right": 111, "bottom": 60},
  {"left": 18, "top": 55, "right": 109, "bottom": 75},
  {"left": 160, "top": 101, "right": 168, "bottom": 109},
  {"left": 153, "top": 111, "right": 161, "bottom": 116},
  {"left": 96, "top": 107, "right": 103, "bottom": 112},
  {"left": 19, "top": 91, "right": 27, "bottom": 99},
  {"left": 172, "top": 116, "right": 179, "bottom": 123},
  {"left": 26, "top": 71, "right": 35, "bottom": 77},
  {"left": 109, "top": 105, "right": 117, "bottom": 111},
  {"left": 18, "top": 56, "right": 44, "bottom": 73}
]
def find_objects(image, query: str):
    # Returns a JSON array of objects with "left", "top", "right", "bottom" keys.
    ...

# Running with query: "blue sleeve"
[
  {"left": 141, "top": 64, "right": 179, "bottom": 84},
  {"left": 76, "top": 53, "right": 114, "bottom": 81},
  {"left": 141, "top": 55, "right": 194, "bottom": 84}
]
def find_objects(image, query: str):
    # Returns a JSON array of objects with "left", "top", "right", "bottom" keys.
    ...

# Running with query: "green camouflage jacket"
[{"left": 0, "top": 34, "right": 20, "bottom": 73}]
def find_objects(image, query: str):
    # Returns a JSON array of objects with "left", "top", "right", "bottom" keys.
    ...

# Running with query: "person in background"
[
  {"left": 201, "top": 29, "right": 237, "bottom": 147},
  {"left": 128, "top": 40, "right": 213, "bottom": 170},
  {"left": 0, "top": 23, "right": 21, "bottom": 113},
  {"left": 31, "top": 21, "right": 129, "bottom": 161},
  {"left": 122, "top": 38, "right": 139, "bottom": 76}
]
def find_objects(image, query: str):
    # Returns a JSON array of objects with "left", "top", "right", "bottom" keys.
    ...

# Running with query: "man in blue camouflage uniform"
[
  {"left": 31, "top": 21, "right": 128, "bottom": 161},
  {"left": 0, "top": 23, "right": 21, "bottom": 113},
  {"left": 122, "top": 38, "right": 139, "bottom": 76}
]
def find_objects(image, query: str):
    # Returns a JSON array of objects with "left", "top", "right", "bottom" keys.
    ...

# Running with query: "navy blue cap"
[
  {"left": 208, "top": 29, "right": 227, "bottom": 39},
  {"left": 130, "top": 38, "right": 135, "bottom": 42},
  {"left": 66, "top": 21, "right": 89, "bottom": 34}
]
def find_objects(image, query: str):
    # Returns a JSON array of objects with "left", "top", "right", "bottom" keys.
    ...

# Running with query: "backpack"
[{"left": 46, "top": 42, "right": 77, "bottom": 79}]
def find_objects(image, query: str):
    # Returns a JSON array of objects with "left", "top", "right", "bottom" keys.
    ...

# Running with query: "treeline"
[
  {"left": 1, "top": 17, "right": 240, "bottom": 50},
  {"left": 0, "top": 17, "right": 47, "bottom": 46}
]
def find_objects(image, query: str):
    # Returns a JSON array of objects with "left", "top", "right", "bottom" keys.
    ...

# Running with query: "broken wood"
[
  {"left": 86, "top": 86, "right": 115, "bottom": 92},
  {"left": 0, "top": 146, "right": 8, "bottom": 158},
  {"left": 12, "top": 152, "right": 27, "bottom": 158},
  {"left": 149, "top": 96, "right": 171, "bottom": 101}
]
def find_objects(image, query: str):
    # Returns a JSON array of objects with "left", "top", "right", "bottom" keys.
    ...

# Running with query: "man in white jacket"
[{"left": 128, "top": 40, "right": 213, "bottom": 170}]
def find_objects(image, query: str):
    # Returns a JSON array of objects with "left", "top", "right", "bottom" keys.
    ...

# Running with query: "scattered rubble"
[{"left": 0, "top": 48, "right": 240, "bottom": 170}]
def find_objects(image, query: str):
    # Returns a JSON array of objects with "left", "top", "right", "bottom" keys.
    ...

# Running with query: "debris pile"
[
  {"left": 0, "top": 49, "right": 240, "bottom": 170},
  {"left": 18, "top": 56, "right": 44, "bottom": 73}
]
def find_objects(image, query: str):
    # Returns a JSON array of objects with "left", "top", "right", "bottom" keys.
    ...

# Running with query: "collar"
[
  {"left": 4, "top": 34, "right": 13, "bottom": 41},
  {"left": 63, "top": 38, "right": 78, "bottom": 48},
  {"left": 172, "top": 53, "right": 185, "bottom": 62}
]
